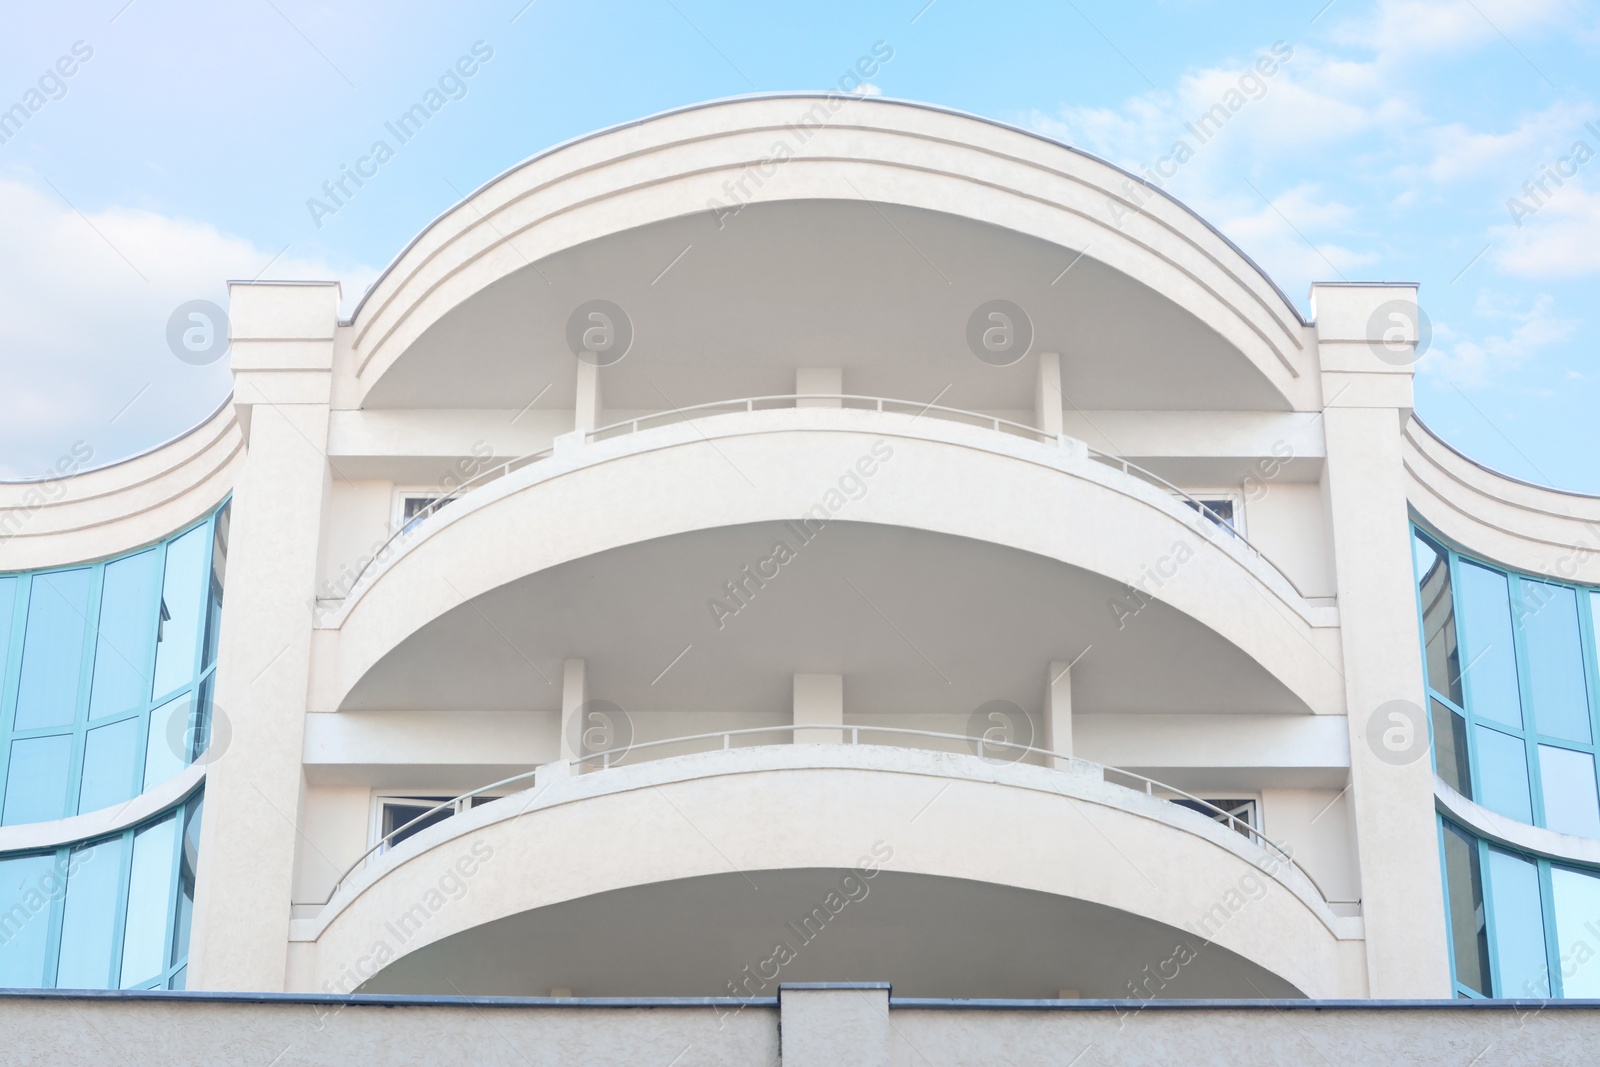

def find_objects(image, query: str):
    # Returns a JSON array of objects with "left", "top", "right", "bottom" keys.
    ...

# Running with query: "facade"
[{"left": 2, "top": 95, "right": 1598, "bottom": 1059}]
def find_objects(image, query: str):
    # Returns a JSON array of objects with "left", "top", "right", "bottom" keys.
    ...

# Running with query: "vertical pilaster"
[
  {"left": 796, "top": 368, "right": 843, "bottom": 408},
  {"left": 1035, "top": 352, "right": 1063, "bottom": 435},
  {"left": 1045, "top": 660, "right": 1074, "bottom": 765},
  {"left": 1311, "top": 282, "right": 1450, "bottom": 997},
  {"left": 793, "top": 674, "right": 844, "bottom": 743},
  {"left": 575, "top": 361, "right": 603, "bottom": 433},
  {"left": 561, "top": 658, "right": 587, "bottom": 767},
  {"left": 188, "top": 281, "right": 339, "bottom": 991}
]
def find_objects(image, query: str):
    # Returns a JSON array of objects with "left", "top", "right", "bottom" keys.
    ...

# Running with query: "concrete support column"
[
  {"left": 188, "top": 281, "right": 340, "bottom": 992},
  {"left": 796, "top": 367, "right": 842, "bottom": 408},
  {"left": 575, "top": 360, "right": 602, "bottom": 433},
  {"left": 1044, "top": 660, "right": 1074, "bottom": 765},
  {"left": 1311, "top": 282, "right": 1450, "bottom": 997},
  {"left": 793, "top": 674, "right": 843, "bottom": 744},
  {"left": 779, "top": 985, "right": 890, "bottom": 1067},
  {"left": 561, "top": 658, "right": 587, "bottom": 768},
  {"left": 1035, "top": 351, "right": 1063, "bottom": 435}
]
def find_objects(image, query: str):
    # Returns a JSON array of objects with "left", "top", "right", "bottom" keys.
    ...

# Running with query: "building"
[{"left": 2, "top": 95, "right": 1598, "bottom": 1062}]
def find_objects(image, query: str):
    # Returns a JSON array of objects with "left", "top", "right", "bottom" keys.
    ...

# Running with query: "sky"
[{"left": 1, "top": 0, "right": 1596, "bottom": 490}]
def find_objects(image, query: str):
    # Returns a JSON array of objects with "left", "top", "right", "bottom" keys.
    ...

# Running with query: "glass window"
[
  {"left": 1475, "top": 726, "right": 1533, "bottom": 823},
  {"left": 1457, "top": 562, "right": 1524, "bottom": 729},
  {"left": 1551, "top": 865, "right": 1600, "bottom": 998},
  {"left": 120, "top": 814, "right": 176, "bottom": 987},
  {"left": 1431, "top": 698, "right": 1472, "bottom": 795},
  {"left": 0, "top": 852, "right": 56, "bottom": 987},
  {"left": 382, "top": 797, "right": 455, "bottom": 848},
  {"left": 1415, "top": 533, "right": 1464, "bottom": 706},
  {"left": 151, "top": 526, "right": 208, "bottom": 700},
  {"left": 202, "top": 505, "right": 229, "bottom": 670},
  {"left": 0, "top": 576, "right": 16, "bottom": 683},
  {"left": 142, "top": 694, "right": 192, "bottom": 793},
  {"left": 55, "top": 838, "right": 121, "bottom": 989},
  {"left": 88, "top": 549, "right": 162, "bottom": 721},
  {"left": 1521, "top": 581, "right": 1591, "bottom": 744},
  {"left": 168, "top": 796, "right": 202, "bottom": 972},
  {"left": 77, "top": 717, "right": 141, "bottom": 815},
  {"left": 14, "top": 569, "right": 93, "bottom": 731},
  {"left": 3, "top": 734, "right": 74, "bottom": 826},
  {"left": 1538, "top": 745, "right": 1600, "bottom": 839},
  {"left": 1486, "top": 847, "right": 1550, "bottom": 998},
  {"left": 1442, "top": 821, "right": 1490, "bottom": 995}
]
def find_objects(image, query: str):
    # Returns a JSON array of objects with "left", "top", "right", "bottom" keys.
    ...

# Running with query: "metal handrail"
[
  {"left": 324, "top": 724, "right": 1350, "bottom": 907},
  {"left": 326, "top": 393, "right": 1311, "bottom": 605}
]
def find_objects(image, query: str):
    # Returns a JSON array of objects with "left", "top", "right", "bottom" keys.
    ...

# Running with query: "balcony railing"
[
  {"left": 324, "top": 724, "right": 1349, "bottom": 909},
  {"left": 326, "top": 395, "right": 1311, "bottom": 603}
]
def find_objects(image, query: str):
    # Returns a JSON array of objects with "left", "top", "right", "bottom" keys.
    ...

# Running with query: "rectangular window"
[
  {"left": 1550, "top": 865, "right": 1600, "bottom": 998},
  {"left": 1414, "top": 533, "right": 1464, "bottom": 706},
  {"left": 1486, "top": 847, "right": 1550, "bottom": 998},
  {"left": 55, "top": 838, "right": 121, "bottom": 989},
  {"left": 1475, "top": 725, "right": 1533, "bottom": 824},
  {"left": 0, "top": 852, "right": 56, "bottom": 987},
  {"left": 119, "top": 813, "right": 177, "bottom": 987},
  {"left": 1457, "top": 562, "right": 1524, "bottom": 729},
  {"left": 202, "top": 505, "right": 229, "bottom": 670},
  {"left": 151, "top": 526, "right": 208, "bottom": 701},
  {"left": 1431, "top": 698, "right": 1472, "bottom": 796},
  {"left": 14, "top": 569, "right": 93, "bottom": 731},
  {"left": 168, "top": 796, "right": 202, "bottom": 976},
  {"left": 380, "top": 796, "right": 456, "bottom": 849},
  {"left": 0, "top": 576, "right": 16, "bottom": 692},
  {"left": 1442, "top": 821, "right": 1490, "bottom": 995},
  {"left": 3, "top": 734, "right": 73, "bottom": 826},
  {"left": 77, "top": 717, "right": 141, "bottom": 815},
  {"left": 87, "top": 549, "right": 162, "bottom": 721},
  {"left": 1520, "top": 581, "right": 1591, "bottom": 744},
  {"left": 142, "top": 693, "right": 192, "bottom": 793},
  {"left": 1537, "top": 746, "right": 1600, "bottom": 839}
]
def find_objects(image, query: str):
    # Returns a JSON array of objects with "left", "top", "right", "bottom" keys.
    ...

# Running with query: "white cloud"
[
  {"left": 1424, "top": 100, "right": 1597, "bottom": 183},
  {"left": 1330, "top": 0, "right": 1574, "bottom": 62},
  {"left": 1419, "top": 292, "right": 1576, "bottom": 388},
  {"left": 1493, "top": 181, "right": 1600, "bottom": 277},
  {"left": 0, "top": 177, "right": 375, "bottom": 478}
]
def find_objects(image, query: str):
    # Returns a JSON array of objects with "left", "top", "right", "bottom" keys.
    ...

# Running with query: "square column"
[
  {"left": 1035, "top": 351, "right": 1063, "bottom": 435},
  {"left": 793, "top": 674, "right": 843, "bottom": 743},
  {"left": 1311, "top": 282, "right": 1450, "bottom": 997},
  {"left": 188, "top": 281, "right": 340, "bottom": 991},
  {"left": 796, "top": 368, "right": 842, "bottom": 408},
  {"left": 1044, "top": 660, "right": 1074, "bottom": 765}
]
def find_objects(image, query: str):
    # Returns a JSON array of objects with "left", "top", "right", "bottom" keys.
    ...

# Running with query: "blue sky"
[{"left": 2, "top": 0, "right": 1596, "bottom": 489}]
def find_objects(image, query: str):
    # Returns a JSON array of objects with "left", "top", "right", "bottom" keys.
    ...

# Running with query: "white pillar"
[
  {"left": 1311, "top": 282, "right": 1449, "bottom": 996},
  {"left": 561, "top": 658, "right": 587, "bottom": 767},
  {"left": 1034, "top": 351, "right": 1063, "bottom": 435},
  {"left": 1044, "top": 660, "right": 1073, "bottom": 766},
  {"left": 796, "top": 367, "right": 842, "bottom": 408},
  {"left": 575, "top": 361, "right": 603, "bottom": 433},
  {"left": 793, "top": 674, "right": 843, "bottom": 743},
  {"left": 188, "top": 281, "right": 340, "bottom": 992}
]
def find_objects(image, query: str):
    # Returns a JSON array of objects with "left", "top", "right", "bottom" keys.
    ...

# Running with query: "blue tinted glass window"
[
  {"left": 88, "top": 550, "right": 162, "bottom": 721},
  {"left": 1458, "top": 562, "right": 1523, "bottom": 729},
  {"left": 1475, "top": 726, "right": 1533, "bottom": 823},
  {"left": 168, "top": 796, "right": 201, "bottom": 971},
  {"left": 1521, "top": 581, "right": 1591, "bottom": 743},
  {"left": 1487, "top": 847, "right": 1550, "bottom": 998},
  {"left": 14, "top": 569, "right": 92, "bottom": 731},
  {"left": 1442, "top": 821, "right": 1490, "bottom": 995},
  {"left": 3, "top": 734, "right": 73, "bottom": 825},
  {"left": 55, "top": 838, "right": 122, "bottom": 989},
  {"left": 0, "top": 576, "right": 16, "bottom": 687},
  {"left": 0, "top": 852, "right": 56, "bottom": 987},
  {"left": 151, "top": 527, "right": 207, "bottom": 700},
  {"left": 1538, "top": 745, "right": 1600, "bottom": 839},
  {"left": 201, "top": 505, "right": 228, "bottom": 670},
  {"left": 120, "top": 813, "right": 176, "bottom": 987},
  {"left": 1415, "top": 533, "right": 1464, "bottom": 706},
  {"left": 142, "top": 693, "right": 191, "bottom": 793},
  {"left": 1551, "top": 865, "right": 1600, "bottom": 997},
  {"left": 78, "top": 718, "right": 141, "bottom": 816}
]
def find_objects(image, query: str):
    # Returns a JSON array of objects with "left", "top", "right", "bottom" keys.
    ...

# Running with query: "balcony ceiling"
[
  {"left": 357, "top": 868, "right": 1303, "bottom": 999},
  {"left": 362, "top": 200, "right": 1293, "bottom": 414},
  {"left": 341, "top": 519, "right": 1312, "bottom": 718}
]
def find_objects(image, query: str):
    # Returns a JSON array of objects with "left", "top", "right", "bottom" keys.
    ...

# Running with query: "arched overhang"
[
  {"left": 298, "top": 747, "right": 1364, "bottom": 999},
  {"left": 312, "top": 412, "right": 1345, "bottom": 718},
  {"left": 344, "top": 95, "right": 1312, "bottom": 412}
]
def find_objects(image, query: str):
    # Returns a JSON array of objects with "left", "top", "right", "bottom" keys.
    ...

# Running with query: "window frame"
[
  {"left": 368, "top": 789, "right": 505, "bottom": 857},
  {"left": 1412, "top": 526, "right": 1600, "bottom": 836},
  {"left": 0, "top": 505, "right": 227, "bottom": 827}
]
